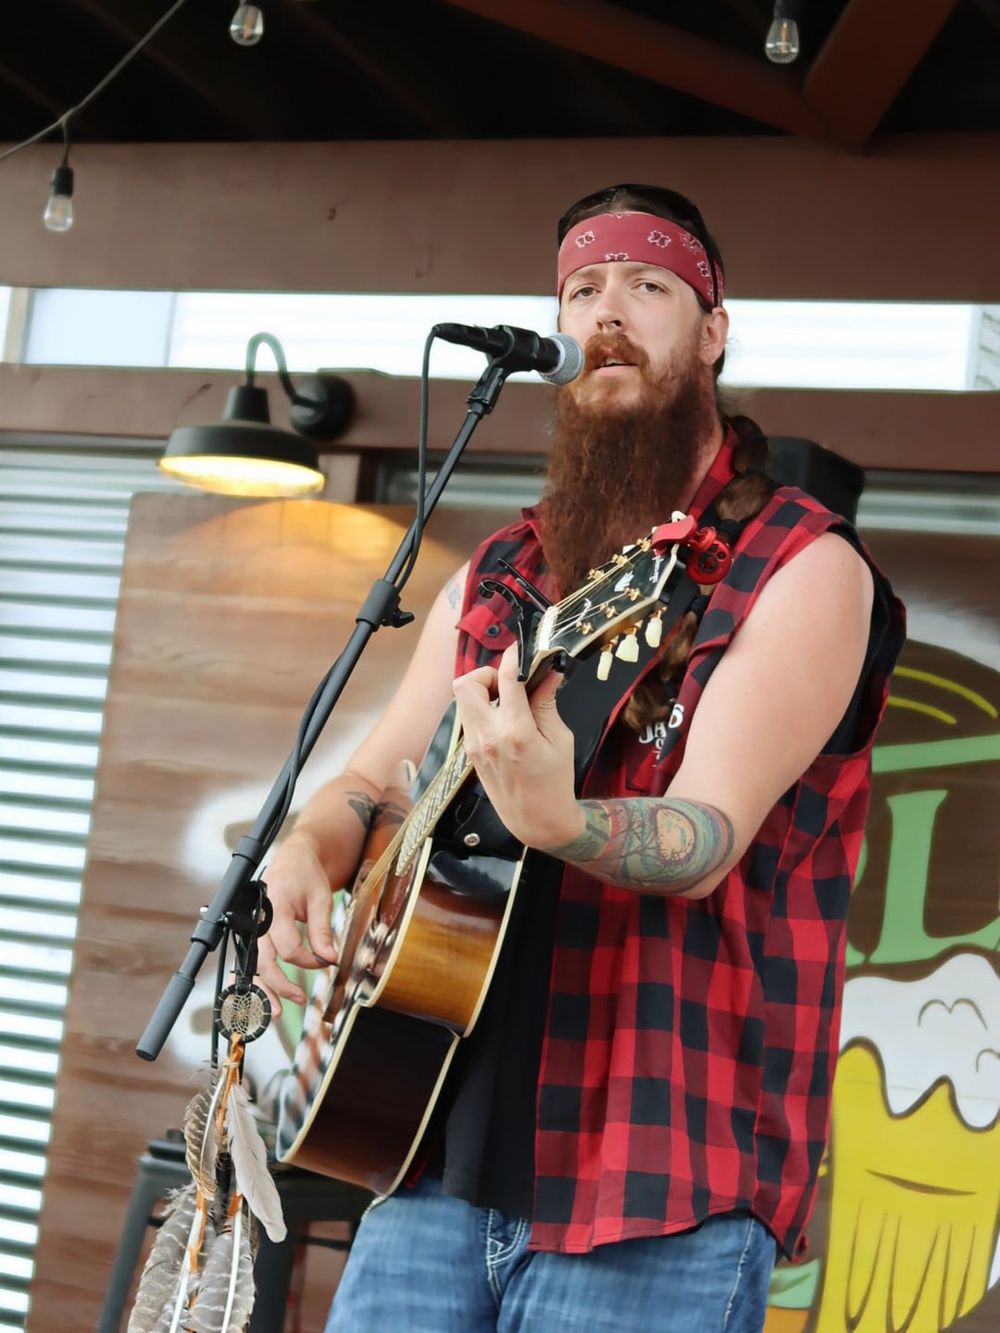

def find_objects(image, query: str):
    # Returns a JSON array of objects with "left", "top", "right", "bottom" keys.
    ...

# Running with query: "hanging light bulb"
[
  {"left": 43, "top": 164, "right": 74, "bottom": 233},
  {"left": 765, "top": 0, "right": 801, "bottom": 64},
  {"left": 230, "top": 4, "right": 264, "bottom": 46}
]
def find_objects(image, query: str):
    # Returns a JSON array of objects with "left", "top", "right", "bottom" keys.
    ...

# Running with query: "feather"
[
  {"left": 166, "top": 1191, "right": 214, "bottom": 1333},
  {"left": 225, "top": 1081, "right": 287, "bottom": 1243},
  {"left": 187, "top": 1203, "right": 256, "bottom": 1333},
  {"left": 183, "top": 1075, "right": 225, "bottom": 1199},
  {"left": 128, "top": 1186, "right": 216, "bottom": 1333}
]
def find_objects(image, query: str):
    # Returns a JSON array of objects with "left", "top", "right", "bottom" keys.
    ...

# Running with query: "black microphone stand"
[{"left": 137, "top": 356, "right": 513, "bottom": 1060}]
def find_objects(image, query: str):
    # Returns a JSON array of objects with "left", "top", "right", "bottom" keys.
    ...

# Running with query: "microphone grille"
[{"left": 539, "top": 333, "right": 584, "bottom": 385}]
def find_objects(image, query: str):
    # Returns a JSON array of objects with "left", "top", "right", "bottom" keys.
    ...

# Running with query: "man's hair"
[{"left": 558, "top": 183, "right": 726, "bottom": 382}]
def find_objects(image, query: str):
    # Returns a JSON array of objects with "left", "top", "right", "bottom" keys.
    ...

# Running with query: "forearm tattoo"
[
  {"left": 346, "top": 791, "right": 377, "bottom": 829},
  {"left": 373, "top": 799, "right": 408, "bottom": 831},
  {"left": 547, "top": 798, "right": 736, "bottom": 895}
]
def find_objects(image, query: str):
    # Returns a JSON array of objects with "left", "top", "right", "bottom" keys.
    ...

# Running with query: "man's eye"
[
  {"left": 570, "top": 285, "right": 596, "bottom": 300},
  {"left": 639, "top": 281, "right": 665, "bottom": 294}
]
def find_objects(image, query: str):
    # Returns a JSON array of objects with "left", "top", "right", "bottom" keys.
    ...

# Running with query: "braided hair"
[{"left": 621, "top": 416, "right": 776, "bottom": 733}]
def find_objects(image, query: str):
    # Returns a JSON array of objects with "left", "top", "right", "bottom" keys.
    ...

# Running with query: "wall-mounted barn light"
[{"left": 159, "top": 332, "right": 355, "bottom": 497}]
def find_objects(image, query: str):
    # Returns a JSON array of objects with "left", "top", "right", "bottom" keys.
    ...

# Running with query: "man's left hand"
[{"left": 452, "top": 645, "right": 584, "bottom": 851}]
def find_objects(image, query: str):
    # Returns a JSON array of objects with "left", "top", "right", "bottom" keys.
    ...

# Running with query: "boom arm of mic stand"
[{"left": 136, "top": 360, "right": 511, "bottom": 1061}]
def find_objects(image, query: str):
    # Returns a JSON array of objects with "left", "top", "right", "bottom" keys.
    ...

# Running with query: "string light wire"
[{"left": 0, "top": 0, "right": 194, "bottom": 164}]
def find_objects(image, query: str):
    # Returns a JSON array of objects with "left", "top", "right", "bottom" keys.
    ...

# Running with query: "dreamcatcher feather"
[
  {"left": 187, "top": 1199, "right": 257, "bottom": 1333},
  {"left": 129, "top": 1040, "right": 286, "bottom": 1333},
  {"left": 127, "top": 1185, "right": 215, "bottom": 1333},
  {"left": 183, "top": 1079, "right": 223, "bottom": 1199},
  {"left": 225, "top": 1082, "right": 286, "bottom": 1243}
]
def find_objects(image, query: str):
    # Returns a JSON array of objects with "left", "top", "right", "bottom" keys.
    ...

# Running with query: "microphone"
[{"left": 433, "top": 323, "right": 584, "bottom": 384}]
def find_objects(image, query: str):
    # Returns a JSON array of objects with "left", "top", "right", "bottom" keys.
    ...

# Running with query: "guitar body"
[{"left": 275, "top": 704, "right": 526, "bottom": 1195}]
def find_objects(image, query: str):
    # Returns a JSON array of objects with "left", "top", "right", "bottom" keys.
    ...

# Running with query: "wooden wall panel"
[
  {"left": 29, "top": 494, "right": 511, "bottom": 1332},
  {"left": 0, "top": 134, "right": 998, "bottom": 300}
]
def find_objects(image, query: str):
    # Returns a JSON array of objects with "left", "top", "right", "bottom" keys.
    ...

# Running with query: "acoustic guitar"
[{"left": 275, "top": 514, "right": 706, "bottom": 1194}]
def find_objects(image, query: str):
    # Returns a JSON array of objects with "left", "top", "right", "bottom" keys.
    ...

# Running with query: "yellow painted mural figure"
[{"left": 767, "top": 639, "right": 999, "bottom": 1333}]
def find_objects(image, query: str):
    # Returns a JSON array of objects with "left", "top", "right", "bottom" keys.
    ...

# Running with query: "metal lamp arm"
[{"left": 244, "top": 331, "right": 318, "bottom": 407}]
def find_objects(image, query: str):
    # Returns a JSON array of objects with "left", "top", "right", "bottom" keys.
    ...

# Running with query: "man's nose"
[{"left": 595, "top": 295, "right": 625, "bottom": 331}]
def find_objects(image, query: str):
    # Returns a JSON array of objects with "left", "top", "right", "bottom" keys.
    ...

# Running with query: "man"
[{"left": 257, "top": 184, "right": 904, "bottom": 1331}]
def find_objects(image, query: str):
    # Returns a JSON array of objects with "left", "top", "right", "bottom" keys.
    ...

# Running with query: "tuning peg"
[
  {"left": 615, "top": 628, "right": 639, "bottom": 662},
  {"left": 644, "top": 611, "right": 663, "bottom": 648},
  {"left": 597, "top": 640, "right": 617, "bottom": 681}
]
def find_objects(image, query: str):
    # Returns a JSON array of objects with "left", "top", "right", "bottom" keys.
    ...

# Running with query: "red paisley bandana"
[{"left": 558, "top": 211, "right": 723, "bottom": 307}]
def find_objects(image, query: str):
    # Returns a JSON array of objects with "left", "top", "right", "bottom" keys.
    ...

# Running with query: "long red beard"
[{"left": 540, "top": 330, "right": 719, "bottom": 596}]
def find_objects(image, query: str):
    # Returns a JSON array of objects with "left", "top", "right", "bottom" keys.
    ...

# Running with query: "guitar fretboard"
[{"left": 394, "top": 738, "right": 472, "bottom": 876}]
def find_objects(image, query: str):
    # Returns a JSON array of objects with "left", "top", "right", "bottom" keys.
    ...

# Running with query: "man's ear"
[{"left": 700, "top": 306, "right": 729, "bottom": 367}]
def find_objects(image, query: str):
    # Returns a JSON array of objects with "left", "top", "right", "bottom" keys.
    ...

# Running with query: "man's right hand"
[
  {"left": 252, "top": 560, "right": 468, "bottom": 1018},
  {"left": 256, "top": 830, "right": 343, "bottom": 1016}
]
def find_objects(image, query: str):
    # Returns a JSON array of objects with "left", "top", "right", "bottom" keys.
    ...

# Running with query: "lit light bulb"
[
  {"left": 230, "top": 4, "right": 264, "bottom": 46},
  {"left": 765, "top": 15, "right": 800, "bottom": 64},
  {"left": 43, "top": 164, "right": 74, "bottom": 233},
  {"left": 765, "top": 0, "right": 801, "bottom": 64}
]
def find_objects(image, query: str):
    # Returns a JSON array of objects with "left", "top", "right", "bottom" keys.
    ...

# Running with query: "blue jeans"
[{"left": 326, "top": 1176, "right": 776, "bottom": 1332}]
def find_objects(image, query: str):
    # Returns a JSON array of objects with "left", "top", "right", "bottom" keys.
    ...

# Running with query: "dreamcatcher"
[{"left": 128, "top": 883, "right": 285, "bottom": 1333}]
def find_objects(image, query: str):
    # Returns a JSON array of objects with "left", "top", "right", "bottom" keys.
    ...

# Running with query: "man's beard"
[{"left": 540, "top": 329, "right": 719, "bottom": 597}]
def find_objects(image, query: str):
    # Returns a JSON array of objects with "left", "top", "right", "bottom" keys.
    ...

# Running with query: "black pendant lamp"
[{"left": 159, "top": 332, "right": 355, "bottom": 497}]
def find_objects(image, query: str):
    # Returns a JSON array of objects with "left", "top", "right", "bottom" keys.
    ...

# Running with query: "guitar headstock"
[{"left": 530, "top": 513, "right": 697, "bottom": 682}]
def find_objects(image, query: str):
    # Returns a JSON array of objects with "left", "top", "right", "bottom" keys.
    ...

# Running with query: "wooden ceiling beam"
[
  {"left": 280, "top": 5, "right": 461, "bottom": 137},
  {"left": 72, "top": 0, "right": 276, "bottom": 139},
  {"left": 0, "top": 58, "right": 110, "bottom": 141},
  {"left": 719, "top": 0, "right": 773, "bottom": 42},
  {"left": 0, "top": 60, "right": 73, "bottom": 123},
  {"left": 803, "top": 0, "right": 960, "bottom": 149},
  {"left": 438, "top": 0, "right": 841, "bottom": 145}
]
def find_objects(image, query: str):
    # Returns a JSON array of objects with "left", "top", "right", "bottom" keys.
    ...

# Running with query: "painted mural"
[{"left": 766, "top": 639, "right": 1000, "bottom": 1333}]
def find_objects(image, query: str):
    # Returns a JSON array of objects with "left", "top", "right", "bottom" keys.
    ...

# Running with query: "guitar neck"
[{"left": 370, "top": 736, "right": 473, "bottom": 883}]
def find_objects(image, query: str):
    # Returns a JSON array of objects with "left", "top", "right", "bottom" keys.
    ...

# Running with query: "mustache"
[{"left": 581, "top": 331, "right": 650, "bottom": 374}]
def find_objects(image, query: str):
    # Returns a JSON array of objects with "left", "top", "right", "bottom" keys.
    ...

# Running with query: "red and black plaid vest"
[{"left": 454, "top": 441, "right": 904, "bottom": 1259}]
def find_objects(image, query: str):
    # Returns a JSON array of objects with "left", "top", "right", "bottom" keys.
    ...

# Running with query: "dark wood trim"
[
  {"left": 73, "top": 0, "right": 279, "bottom": 139},
  {"left": 439, "top": 0, "right": 835, "bottom": 144},
  {"left": 804, "top": 0, "right": 959, "bottom": 149},
  {"left": 0, "top": 364, "right": 995, "bottom": 473}
]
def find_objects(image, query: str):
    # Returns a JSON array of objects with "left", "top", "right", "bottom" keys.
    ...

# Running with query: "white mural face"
[
  {"left": 165, "top": 755, "right": 352, "bottom": 1118},
  {"left": 839, "top": 955, "right": 1000, "bottom": 1132}
]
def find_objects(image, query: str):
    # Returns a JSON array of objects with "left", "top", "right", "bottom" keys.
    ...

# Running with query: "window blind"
[{"left": 0, "top": 441, "right": 183, "bottom": 1329}]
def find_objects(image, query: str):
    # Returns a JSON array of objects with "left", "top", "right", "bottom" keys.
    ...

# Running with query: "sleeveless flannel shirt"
[{"left": 453, "top": 436, "right": 905, "bottom": 1260}]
